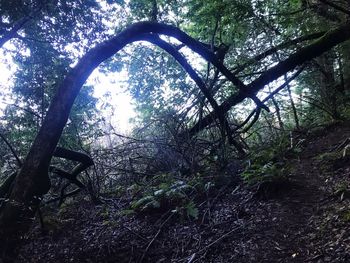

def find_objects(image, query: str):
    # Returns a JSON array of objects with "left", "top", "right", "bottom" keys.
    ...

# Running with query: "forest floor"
[{"left": 7, "top": 122, "right": 350, "bottom": 262}]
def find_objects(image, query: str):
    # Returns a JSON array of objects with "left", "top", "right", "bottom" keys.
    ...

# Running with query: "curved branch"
[
  {"left": 137, "top": 26, "right": 268, "bottom": 110},
  {"left": 188, "top": 21, "right": 350, "bottom": 136},
  {"left": 233, "top": 31, "right": 325, "bottom": 74},
  {"left": 241, "top": 108, "right": 262, "bottom": 134},
  {"left": 141, "top": 35, "right": 222, "bottom": 116},
  {"left": 49, "top": 167, "right": 85, "bottom": 188},
  {"left": 0, "top": 3, "right": 44, "bottom": 48},
  {"left": 51, "top": 147, "right": 94, "bottom": 188},
  {"left": 11, "top": 21, "right": 253, "bottom": 180},
  {"left": 318, "top": 0, "right": 350, "bottom": 16},
  {"left": 53, "top": 147, "right": 93, "bottom": 167},
  {"left": 3, "top": 22, "right": 247, "bottom": 234},
  {"left": 139, "top": 34, "right": 244, "bottom": 151}
]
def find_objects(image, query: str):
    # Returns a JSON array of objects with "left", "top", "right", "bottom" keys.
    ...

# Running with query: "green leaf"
[{"left": 186, "top": 201, "right": 199, "bottom": 219}]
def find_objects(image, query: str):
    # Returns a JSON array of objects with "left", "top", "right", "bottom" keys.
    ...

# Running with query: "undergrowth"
[
  {"left": 121, "top": 172, "right": 219, "bottom": 220},
  {"left": 242, "top": 132, "right": 303, "bottom": 185}
]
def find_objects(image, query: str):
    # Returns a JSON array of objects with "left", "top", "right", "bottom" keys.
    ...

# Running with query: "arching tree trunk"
[{"left": 0, "top": 21, "right": 249, "bottom": 245}]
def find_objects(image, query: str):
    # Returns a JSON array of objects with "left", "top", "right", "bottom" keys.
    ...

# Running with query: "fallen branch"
[
  {"left": 196, "top": 220, "right": 251, "bottom": 256},
  {"left": 139, "top": 212, "right": 174, "bottom": 263}
]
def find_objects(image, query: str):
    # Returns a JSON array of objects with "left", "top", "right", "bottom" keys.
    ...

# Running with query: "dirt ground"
[{"left": 4, "top": 122, "right": 350, "bottom": 262}]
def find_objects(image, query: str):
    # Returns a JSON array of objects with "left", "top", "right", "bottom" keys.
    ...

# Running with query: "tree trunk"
[
  {"left": 285, "top": 76, "right": 300, "bottom": 130},
  {"left": 0, "top": 21, "right": 243, "bottom": 245}
]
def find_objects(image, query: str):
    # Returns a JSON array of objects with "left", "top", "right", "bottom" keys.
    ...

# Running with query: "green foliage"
[
  {"left": 341, "top": 210, "right": 350, "bottom": 222},
  {"left": 242, "top": 161, "right": 288, "bottom": 185},
  {"left": 130, "top": 178, "right": 191, "bottom": 211},
  {"left": 242, "top": 132, "right": 297, "bottom": 184},
  {"left": 127, "top": 172, "right": 206, "bottom": 220},
  {"left": 315, "top": 139, "right": 350, "bottom": 163},
  {"left": 128, "top": 0, "right": 182, "bottom": 23},
  {"left": 315, "top": 151, "right": 343, "bottom": 162},
  {"left": 61, "top": 85, "right": 103, "bottom": 150},
  {"left": 333, "top": 182, "right": 349, "bottom": 197},
  {"left": 131, "top": 195, "right": 160, "bottom": 211},
  {"left": 184, "top": 201, "right": 199, "bottom": 219},
  {"left": 127, "top": 44, "right": 192, "bottom": 124},
  {"left": 0, "top": 0, "right": 107, "bottom": 154}
]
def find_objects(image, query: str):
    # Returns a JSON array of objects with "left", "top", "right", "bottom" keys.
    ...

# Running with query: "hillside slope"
[{"left": 7, "top": 122, "right": 350, "bottom": 263}]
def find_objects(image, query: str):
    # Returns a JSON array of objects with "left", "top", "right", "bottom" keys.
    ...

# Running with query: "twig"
[
  {"left": 122, "top": 225, "right": 149, "bottom": 242},
  {"left": 233, "top": 66, "right": 304, "bottom": 133},
  {"left": 0, "top": 132, "right": 22, "bottom": 166},
  {"left": 331, "top": 138, "right": 350, "bottom": 152},
  {"left": 195, "top": 220, "right": 250, "bottom": 255},
  {"left": 139, "top": 212, "right": 174, "bottom": 263},
  {"left": 318, "top": 0, "right": 350, "bottom": 16},
  {"left": 44, "top": 188, "right": 81, "bottom": 205},
  {"left": 187, "top": 253, "right": 196, "bottom": 263}
]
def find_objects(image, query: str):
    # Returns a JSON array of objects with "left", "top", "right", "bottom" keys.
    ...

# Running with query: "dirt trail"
[{"left": 233, "top": 122, "right": 350, "bottom": 262}]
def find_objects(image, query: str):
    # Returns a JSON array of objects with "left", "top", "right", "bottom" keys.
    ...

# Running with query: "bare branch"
[
  {"left": 233, "top": 31, "right": 325, "bottom": 74},
  {"left": 188, "top": 22, "right": 350, "bottom": 136},
  {"left": 318, "top": 0, "right": 350, "bottom": 16},
  {"left": 0, "top": 132, "right": 22, "bottom": 167}
]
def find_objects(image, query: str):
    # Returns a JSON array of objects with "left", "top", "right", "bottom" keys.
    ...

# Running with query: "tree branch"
[
  {"left": 139, "top": 34, "right": 244, "bottom": 153},
  {"left": 0, "top": 2, "right": 44, "bottom": 48},
  {"left": 233, "top": 31, "right": 325, "bottom": 74},
  {"left": 0, "top": 132, "right": 22, "bottom": 167},
  {"left": 318, "top": 0, "right": 350, "bottom": 16},
  {"left": 188, "top": 22, "right": 350, "bottom": 136},
  {"left": 233, "top": 66, "right": 304, "bottom": 133}
]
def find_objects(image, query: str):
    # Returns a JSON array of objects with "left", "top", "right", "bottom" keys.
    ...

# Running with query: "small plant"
[
  {"left": 315, "top": 151, "right": 342, "bottom": 162},
  {"left": 131, "top": 195, "right": 160, "bottom": 211},
  {"left": 184, "top": 201, "right": 199, "bottom": 219},
  {"left": 341, "top": 210, "right": 350, "bottom": 222},
  {"left": 170, "top": 200, "right": 199, "bottom": 220},
  {"left": 333, "top": 182, "right": 350, "bottom": 201},
  {"left": 99, "top": 206, "right": 111, "bottom": 219},
  {"left": 334, "top": 182, "right": 348, "bottom": 194},
  {"left": 242, "top": 162, "right": 287, "bottom": 185},
  {"left": 130, "top": 178, "right": 194, "bottom": 214},
  {"left": 124, "top": 171, "right": 209, "bottom": 220}
]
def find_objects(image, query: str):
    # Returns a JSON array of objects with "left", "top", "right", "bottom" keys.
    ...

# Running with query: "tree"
[
  {"left": 1, "top": 0, "right": 350, "bottom": 251},
  {"left": 1, "top": 20, "right": 350, "bottom": 244}
]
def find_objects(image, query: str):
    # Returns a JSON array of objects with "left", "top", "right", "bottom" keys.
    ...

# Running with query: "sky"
[
  {"left": 0, "top": 0, "right": 137, "bottom": 134},
  {"left": 87, "top": 68, "right": 136, "bottom": 133},
  {"left": 0, "top": 48, "right": 136, "bottom": 133},
  {"left": 0, "top": 49, "right": 17, "bottom": 115}
]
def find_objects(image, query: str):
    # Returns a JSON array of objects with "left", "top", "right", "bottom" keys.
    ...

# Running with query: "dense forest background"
[{"left": 1, "top": 0, "right": 350, "bottom": 262}]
